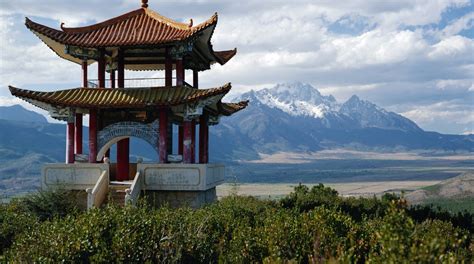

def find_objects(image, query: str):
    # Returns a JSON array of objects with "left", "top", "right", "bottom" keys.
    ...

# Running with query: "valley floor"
[{"left": 217, "top": 180, "right": 440, "bottom": 199}]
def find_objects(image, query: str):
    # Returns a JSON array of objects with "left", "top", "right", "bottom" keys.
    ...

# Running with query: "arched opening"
[{"left": 97, "top": 136, "right": 158, "bottom": 181}]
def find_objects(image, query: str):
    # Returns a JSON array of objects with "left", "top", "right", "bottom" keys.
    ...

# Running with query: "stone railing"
[
  {"left": 42, "top": 163, "right": 109, "bottom": 190},
  {"left": 86, "top": 170, "right": 109, "bottom": 209},
  {"left": 125, "top": 171, "right": 143, "bottom": 206},
  {"left": 138, "top": 163, "right": 225, "bottom": 191}
]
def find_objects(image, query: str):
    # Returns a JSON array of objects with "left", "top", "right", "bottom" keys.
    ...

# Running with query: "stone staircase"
[{"left": 105, "top": 181, "right": 132, "bottom": 206}]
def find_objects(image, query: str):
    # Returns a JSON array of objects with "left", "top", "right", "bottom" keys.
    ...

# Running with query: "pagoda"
[{"left": 9, "top": 0, "right": 247, "bottom": 208}]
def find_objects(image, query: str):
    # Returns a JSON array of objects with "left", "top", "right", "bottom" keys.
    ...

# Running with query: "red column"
[
  {"left": 164, "top": 49, "right": 173, "bottom": 155},
  {"left": 116, "top": 48, "right": 129, "bottom": 180},
  {"left": 75, "top": 114, "right": 83, "bottom": 154},
  {"left": 165, "top": 48, "right": 173, "bottom": 87},
  {"left": 159, "top": 109, "right": 168, "bottom": 163},
  {"left": 82, "top": 61, "right": 88, "bottom": 88},
  {"left": 66, "top": 121, "right": 75, "bottom": 164},
  {"left": 199, "top": 115, "right": 209, "bottom": 164},
  {"left": 117, "top": 139, "right": 129, "bottom": 181},
  {"left": 76, "top": 61, "right": 87, "bottom": 155},
  {"left": 191, "top": 120, "right": 196, "bottom": 163},
  {"left": 191, "top": 71, "right": 198, "bottom": 162},
  {"left": 176, "top": 57, "right": 185, "bottom": 155},
  {"left": 183, "top": 120, "right": 192, "bottom": 163},
  {"left": 176, "top": 58, "right": 184, "bottom": 86},
  {"left": 88, "top": 109, "right": 97, "bottom": 163}
]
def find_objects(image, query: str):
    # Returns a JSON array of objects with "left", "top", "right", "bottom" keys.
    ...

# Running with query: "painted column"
[
  {"left": 159, "top": 109, "right": 168, "bottom": 163},
  {"left": 75, "top": 114, "right": 83, "bottom": 155},
  {"left": 164, "top": 48, "right": 173, "bottom": 155},
  {"left": 82, "top": 60, "right": 88, "bottom": 88},
  {"left": 88, "top": 109, "right": 97, "bottom": 163},
  {"left": 191, "top": 70, "right": 198, "bottom": 163},
  {"left": 116, "top": 48, "right": 129, "bottom": 180},
  {"left": 75, "top": 60, "right": 87, "bottom": 155},
  {"left": 66, "top": 117, "right": 75, "bottom": 164},
  {"left": 199, "top": 114, "right": 209, "bottom": 164},
  {"left": 176, "top": 57, "right": 185, "bottom": 155},
  {"left": 191, "top": 120, "right": 196, "bottom": 163},
  {"left": 176, "top": 58, "right": 184, "bottom": 86},
  {"left": 183, "top": 119, "right": 192, "bottom": 163},
  {"left": 165, "top": 48, "right": 173, "bottom": 87}
]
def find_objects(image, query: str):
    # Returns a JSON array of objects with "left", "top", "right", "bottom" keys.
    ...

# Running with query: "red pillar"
[
  {"left": 165, "top": 48, "right": 173, "bottom": 87},
  {"left": 76, "top": 61, "right": 87, "bottom": 155},
  {"left": 117, "top": 139, "right": 129, "bottom": 181},
  {"left": 75, "top": 114, "right": 82, "bottom": 154},
  {"left": 199, "top": 115, "right": 209, "bottom": 164},
  {"left": 191, "top": 120, "right": 196, "bottom": 163},
  {"left": 82, "top": 61, "right": 88, "bottom": 88},
  {"left": 183, "top": 120, "right": 192, "bottom": 163},
  {"left": 176, "top": 58, "right": 184, "bottom": 86},
  {"left": 159, "top": 109, "right": 168, "bottom": 163},
  {"left": 176, "top": 57, "right": 185, "bottom": 155},
  {"left": 88, "top": 109, "right": 97, "bottom": 163},
  {"left": 164, "top": 49, "right": 173, "bottom": 155},
  {"left": 66, "top": 121, "right": 75, "bottom": 164},
  {"left": 116, "top": 48, "right": 129, "bottom": 180}
]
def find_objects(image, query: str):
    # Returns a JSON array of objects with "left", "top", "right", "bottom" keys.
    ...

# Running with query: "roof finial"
[{"left": 141, "top": 0, "right": 148, "bottom": 8}]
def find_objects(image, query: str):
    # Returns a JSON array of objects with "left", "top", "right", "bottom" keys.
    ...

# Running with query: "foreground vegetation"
[{"left": 1, "top": 185, "right": 473, "bottom": 263}]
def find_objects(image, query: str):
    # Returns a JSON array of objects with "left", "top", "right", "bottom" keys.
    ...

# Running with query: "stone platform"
[{"left": 41, "top": 163, "right": 225, "bottom": 208}]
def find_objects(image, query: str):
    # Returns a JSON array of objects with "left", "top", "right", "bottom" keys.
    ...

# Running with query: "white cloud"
[
  {"left": 0, "top": 0, "right": 473, "bottom": 134},
  {"left": 428, "top": 35, "right": 474, "bottom": 60}
]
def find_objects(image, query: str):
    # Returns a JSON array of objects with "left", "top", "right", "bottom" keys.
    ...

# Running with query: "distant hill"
[
  {"left": 406, "top": 172, "right": 474, "bottom": 204},
  {"left": 0, "top": 105, "right": 47, "bottom": 123}
]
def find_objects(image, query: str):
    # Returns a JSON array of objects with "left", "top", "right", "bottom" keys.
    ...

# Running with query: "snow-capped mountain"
[
  {"left": 239, "top": 82, "right": 421, "bottom": 132},
  {"left": 251, "top": 82, "right": 338, "bottom": 118},
  {"left": 209, "top": 82, "right": 472, "bottom": 161}
]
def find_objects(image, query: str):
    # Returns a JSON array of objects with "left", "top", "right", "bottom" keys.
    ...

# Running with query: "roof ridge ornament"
[{"left": 141, "top": 0, "right": 148, "bottom": 8}]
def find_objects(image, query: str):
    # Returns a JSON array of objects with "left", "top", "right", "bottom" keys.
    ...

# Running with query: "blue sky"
[{"left": 0, "top": 0, "right": 473, "bottom": 134}]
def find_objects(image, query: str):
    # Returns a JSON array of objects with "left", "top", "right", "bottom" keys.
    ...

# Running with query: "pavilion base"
[
  {"left": 142, "top": 188, "right": 217, "bottom": 209},
  {"left": 41, "top": 163, "right": 225, "bottom": 209}
]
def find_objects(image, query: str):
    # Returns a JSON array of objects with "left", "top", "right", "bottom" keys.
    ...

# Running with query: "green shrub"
[
  {"left": 14, "top": 188, "right": 79, "bottom": 221},
  {"left": 2, "top": 185, "right": 473, "bottom": 262}
]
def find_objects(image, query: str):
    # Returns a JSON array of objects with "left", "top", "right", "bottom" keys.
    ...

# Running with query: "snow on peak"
[{"left": 251, "top": 82, "right": 338, "bottom": 118}]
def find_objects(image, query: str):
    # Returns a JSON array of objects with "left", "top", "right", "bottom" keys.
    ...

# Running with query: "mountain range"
[
  {"left": 211, "top": 82, "right": 472, "bottom": 161},
  {"left": 1, "top": 82, "right": 473, "bottom": 195}
]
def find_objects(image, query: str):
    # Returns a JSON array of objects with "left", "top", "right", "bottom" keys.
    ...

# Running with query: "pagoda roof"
[
  {"left": 25, "top": 7, "right": 236, "bottom": 70},
  {"left": 26, "top": 8, "right": 216, "bottom": 48},
  {"left": 9, "top": 84, "right": 247, "bottom": 118}
]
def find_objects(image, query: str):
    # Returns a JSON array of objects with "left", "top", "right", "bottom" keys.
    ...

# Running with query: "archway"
[{"left": 96, "top": 121, "right": 159, "bottom": 162}]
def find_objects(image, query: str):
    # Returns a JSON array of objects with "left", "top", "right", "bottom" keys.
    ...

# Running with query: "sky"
[{"left": 0, "top": 0, "right": 473, "bottom": 134}]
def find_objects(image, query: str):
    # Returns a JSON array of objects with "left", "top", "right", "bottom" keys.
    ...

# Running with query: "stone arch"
[{"left": 96, "top": 120, "right": 159, "bottom": 161}]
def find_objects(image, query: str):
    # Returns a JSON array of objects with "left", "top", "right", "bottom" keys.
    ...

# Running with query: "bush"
[{"left": 2, "top": 185, "right": 473, "bottom": 262}]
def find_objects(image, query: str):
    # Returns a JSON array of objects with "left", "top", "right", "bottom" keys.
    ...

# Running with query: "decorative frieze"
[{"left": 65, "top": 45, "right": 99, "bottom": 60}]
